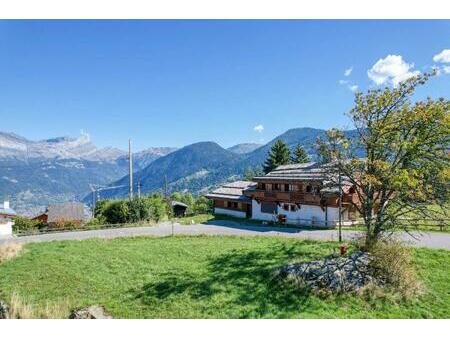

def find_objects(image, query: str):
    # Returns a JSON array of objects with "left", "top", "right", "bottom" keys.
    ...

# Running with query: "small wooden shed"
[{"left": 171, "top": 201, "right": 188, "bottom": 217}]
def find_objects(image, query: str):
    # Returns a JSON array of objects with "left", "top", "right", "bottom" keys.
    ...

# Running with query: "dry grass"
[
  {"left": 6, "top": 292, "right": 69, "bottom": 319},
  {"left": 367, "top": 239, "right": 424, "bottom": 299},
  {"left": 0, "top": 243, "right": 23, "bottom": 264}
]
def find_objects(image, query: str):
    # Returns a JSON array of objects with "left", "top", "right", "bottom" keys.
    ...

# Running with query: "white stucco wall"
[
  {"left": 251, "top": 201, "right": 349, "bottom": 227},
  {"left": 214, "top": 207, "right": 246, "bottom": 219},
  {"left": 251, "top": 200, "right": 277, "bottom": 222},
  {"left": 0, "top": 220, "right": 13, "bottom": 236}
]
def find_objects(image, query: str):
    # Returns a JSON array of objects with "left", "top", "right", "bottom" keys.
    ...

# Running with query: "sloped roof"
[
  {"left": 254, "top": 162, "right": 329, "bottom": 181},
  {"left": 171, "top": 200, "right": 188, "bottom": 208},
  {"left": 206, "top": 180, "right": 256, "bottom": 202},
  {"left": 47, "top": 202, "right": 85, "bottom": 223}
]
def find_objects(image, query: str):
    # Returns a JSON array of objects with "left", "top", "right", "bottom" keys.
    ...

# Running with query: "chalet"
[
  {"left": 206, "top": 181, "right": 257, "bottom": 218},
  {"left": 206, "top": 162, "right": 358, "bottom": 227},
  {"left": 0, "top": 197, "right": 16, "bottom": 236},
  {"left": 32, "top": 202, "right": 86, "bottom": 224}
]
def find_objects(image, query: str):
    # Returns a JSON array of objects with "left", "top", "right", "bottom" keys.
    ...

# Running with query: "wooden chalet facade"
[
  {"left": 206, "top": 163, "right": 359, "bottom": 227},
  {"left": 205, "top": 181, "right": 256, "bottom": 219}
]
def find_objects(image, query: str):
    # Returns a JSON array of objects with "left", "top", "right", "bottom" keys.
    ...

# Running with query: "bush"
[
  {"left": 49, "top": 220, "right": 84, "bottom": 230},
  {"left": 127, "top": 197, "right": 151, "bottom": 222},
  {"left": 102, "top": 200, "right": 130, "bottom": 224},
  {"left": 192, "top": 196, "right": 212, "bottom": 215},
  {"left": 147, "top": 195, "right": 167, "bottom": 222},
  {"left": 366, "top": 239, "right": 422, "bottom": 299},
  {"left": 13, "top": 216, "right": 43, "bottom": 233},
  {"left": 85, "top": 216, "right": 106, "bottom": 228}
]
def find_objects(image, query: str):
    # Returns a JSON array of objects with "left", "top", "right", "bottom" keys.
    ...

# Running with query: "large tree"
[
  {"left": 263, "top": 140, "right": 291, "bottom": 174},
  {"left": 291, "top": 144, "right": 310, "bottom": 163},
  {"left": 318, "top": 72, "right": 449, "bottom": 246}
]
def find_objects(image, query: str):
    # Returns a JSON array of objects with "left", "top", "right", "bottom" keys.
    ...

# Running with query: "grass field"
[{"left": 0, "top": 236, "right": 449, "bottom": 318}]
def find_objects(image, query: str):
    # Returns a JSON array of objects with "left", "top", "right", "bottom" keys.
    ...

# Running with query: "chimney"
[{"left": 3, "top": 196, "right": 9, "bottom": 210}]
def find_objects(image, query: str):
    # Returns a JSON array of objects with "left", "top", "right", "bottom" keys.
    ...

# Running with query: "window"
[
  {"left": 306, "top": 185, "right": 312, "bottom": 193},
  {"left": 261, "top": 202, "right": 277, "bottom": 214},
  {"left": 273, "top": 183, "right": 280, "bottom": 191},
  {"left": 284, "top": 184, "right": 290, "bottom": 191},
  {"left": 281, "top": 203, "right": 298, "bottom": 212},
  {"left": 261, "top": 183, "right": 266, "bottom": 190}
]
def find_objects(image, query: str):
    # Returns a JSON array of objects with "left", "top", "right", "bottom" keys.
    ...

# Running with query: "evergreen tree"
[
  {"left": 263, "top": 140, "right": 291, "bottom": 174},
  {"left": 244, "top": 165, "right": 264, "bottom": 180},
  {"left": 291, "top": 144, "right": 310, "bottom": 163}
]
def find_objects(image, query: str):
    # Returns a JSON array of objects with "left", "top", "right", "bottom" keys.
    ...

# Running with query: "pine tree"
[
  {"left": 291, "top": 144, "right": 310, "bottom": 164},
  {"left": 263, "top": 140, "right": 291, "bottom": 174}
]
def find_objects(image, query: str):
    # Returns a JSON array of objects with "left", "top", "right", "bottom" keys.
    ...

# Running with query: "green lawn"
[{"left": 0, "top": 236, "right": 449, "bottom": 318}]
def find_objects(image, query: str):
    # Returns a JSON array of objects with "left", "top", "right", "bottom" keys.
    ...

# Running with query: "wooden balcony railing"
[{"left": 246, "top": 189, "right": 322, "bottom": 204}]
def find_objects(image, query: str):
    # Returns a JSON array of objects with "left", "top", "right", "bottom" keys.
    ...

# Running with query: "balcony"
[{"left": 246, "top": 189, "right": 322, "bottom": 204}]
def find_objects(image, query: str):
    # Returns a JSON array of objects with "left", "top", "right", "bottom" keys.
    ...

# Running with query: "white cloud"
[
  {"left": 339, "top": 79, "right": 358, "bottom": 92},
  {"left": 367, "top": 55, "right": 420, "bottom": 87},
  {"left": 433, "top": 49, "right": 450, "bottom": 63},
  {"left": 444, "top": 66, "right": 450, "bottom": 74},
  {"left": 349, "top": 84, "right": 359, "bottom": 92},
  {"left": 253, "top": 124, "right": 264, "bottom": 133},
  {"left": 344, "top": 67, "right": 353, "bottom": 77}
]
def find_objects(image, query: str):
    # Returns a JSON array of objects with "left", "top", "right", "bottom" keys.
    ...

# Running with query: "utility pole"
[
  {"left": 164, "top": 174, "right": 168, "bottom": 199},
  {"left": 129, "top": 139, "right": 133, "bottom": 199},
  {"left": 137, "top": 177, "right": 141, "bottom": 199},
  {"left": 92, "top": 188, "right": 96, "bottom": 213},
  {"left": 338, "top": 163, "right": 342, "bottom": 243}
]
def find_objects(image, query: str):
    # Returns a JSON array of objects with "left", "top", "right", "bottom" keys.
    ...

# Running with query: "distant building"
[
  {"left": 0, "top": 197, "right": 16, "bottom": 236},
  {"left": 32, "top": 202, "right": 87, "bottom": 224},
  {"left": 206, "top": 162, "right": 359, "bottom": 227},
  {"left": 205, "top": 181, "right": 256, "bottom": 219},
  {"left": 171, "top": 201, "right": 188, "bottom": 217}
]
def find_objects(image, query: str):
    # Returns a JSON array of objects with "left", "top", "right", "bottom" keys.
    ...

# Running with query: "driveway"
[{"left": 1, "top": 220, "right": 449, "bottom": 250}]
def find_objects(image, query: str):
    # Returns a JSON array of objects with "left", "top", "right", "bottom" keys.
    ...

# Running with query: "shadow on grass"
[{"left": 130, "top": 242, "right": 317, "bottom": 318}]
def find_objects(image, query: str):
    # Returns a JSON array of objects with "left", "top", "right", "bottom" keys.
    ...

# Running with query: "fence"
[{"left": 14, "top": 220, "right": 158, "bottom": 237}]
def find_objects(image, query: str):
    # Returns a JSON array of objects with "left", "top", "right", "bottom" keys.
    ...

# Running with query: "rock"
[
  {"left": 69, "top": 305, "right": 112, "bottom": 319},
  {"left": 0, "top": 300, "right": 9, "bottom": 319},
  {"left": 277, "top": 251, "right": 376, "bottom": 293}
]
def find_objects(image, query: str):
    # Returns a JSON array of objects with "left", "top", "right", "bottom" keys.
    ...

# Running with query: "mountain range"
[
  {"left": 0, "top": 128, "right": 358, "bottom": 215},
  {"left": 0, "top": 132, "right": 174, "bottom": 215},
  {"left": 94, "top": 127, "right": 359, "bottom": 201}
]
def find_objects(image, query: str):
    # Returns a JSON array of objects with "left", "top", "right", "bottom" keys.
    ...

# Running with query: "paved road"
[{"left": 1, "top": 220, "right": 449, "bottom": 250}]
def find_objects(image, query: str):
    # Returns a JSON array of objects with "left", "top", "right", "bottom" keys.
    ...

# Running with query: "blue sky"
[{"left": 0, "top": 20, "right": 449, "bottom": 151}]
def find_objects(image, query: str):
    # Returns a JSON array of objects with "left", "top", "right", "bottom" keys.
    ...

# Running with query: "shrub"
[
  {"left": 147, "top": 195, "right": 167, "bottom": 222},
  {"left": 85, "top": 216, "right": 106, "bottom": 228},
  {"left": 127, "top": 197, "right": 151, "bottom": 222},
  {"left": 0, "top": 243, "right": 23, "bottom": 264},
  {"left": 366, "top": 239, "right": 422, "bottom": 299},
  {"left": 102, "top": 200, "right": 130, "bottom": 224},
  {"left": 49, "top": 220, "right": 84, "bottom": 230},
  {"left": 192, "top": 196, "right": 213, "bottom": 214},
  {"left": 13, "top": 216, "right": 42, "bottom": 233}
]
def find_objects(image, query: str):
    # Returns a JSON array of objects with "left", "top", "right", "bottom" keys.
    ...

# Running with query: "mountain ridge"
[{"left": 99, "top": 127, "right": 360, "bottom": 202}]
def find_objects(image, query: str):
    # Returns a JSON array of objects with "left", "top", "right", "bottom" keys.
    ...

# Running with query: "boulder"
[
  {"left": 69, "top": 305, "right": 112, "bottom": 319},
  {"left": 0, "top": 300, "right": 9, "bottom": 319},
  {"left": 277, "top": 251, "right": 377, "bottom": 293}
]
